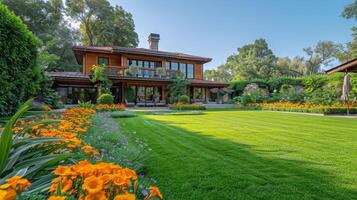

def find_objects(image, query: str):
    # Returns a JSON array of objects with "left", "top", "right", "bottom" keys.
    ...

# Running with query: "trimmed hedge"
[
  {"left": 111, "top": 111, "right": 136, "bottom": 118},
  {"left": 170, "top": 104, "right": 206, "bottom": 111},
  {"left": 0, "top": 4, "right": 41, "bottom": 115},
  {"left": 240, "top": 105, "right": 357, "bottom": 115}
]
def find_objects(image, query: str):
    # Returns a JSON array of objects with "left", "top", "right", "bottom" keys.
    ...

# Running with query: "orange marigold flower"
[
  {"left": 84, "top": 191, "right": 106, "bottom": 200},
  {"left": 48, "top": 196, "right": 66, "bottom": 200},
  {"left": 149, "top": 186, "right": 163, "bottom": 199},
  {"left": 0, "top": 188, "right": 16, "bottom": 200},
  {"left": 6, "top": 176, "right": 31, "bottom": 192},
  {"left": 112, "top": 174, "right": 130, "bottom": 187},
  {"left": 53, "top": 166, "right": 74, "bottom": 176},
  {"left": 12, "top": 127, "right": 23, "bottom": 132},
  {"left": 114, "top": 193, "right": 136, "bottom": 200},
  {"left": 82, "top": 176, "right": 104, "bottom": 194}
]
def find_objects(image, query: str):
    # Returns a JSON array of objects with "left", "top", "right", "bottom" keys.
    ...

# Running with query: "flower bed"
[
  {"left": 96, "top": 104, "right": 127, "bottom": 112},
  {"left": 0, "top": 101, "right": 162, "bottom": 199},
  {"left": 48, "top": 161, "right": 162, "bottom": 200},
  {"left": 170, "top": 103, "right": 206, "bottom": 111},
  {"left": 238, "top": 102, "right": 357, "bottom": 114}
]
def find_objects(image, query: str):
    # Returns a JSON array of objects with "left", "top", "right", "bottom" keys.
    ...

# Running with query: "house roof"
[
  {"left": 72, "top": 46, "right": 212, "bottom": 63},
  {"left": 325, "top": 58, "right": 357, "bottom": 74}
]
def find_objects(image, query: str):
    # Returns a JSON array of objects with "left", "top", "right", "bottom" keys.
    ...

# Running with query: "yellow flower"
[
  {"left": 114, "top": 193, "right": 136, "bottom": 200},
  {"left": 82, "top": 176, "right": 103, "bottom": 194},
  {"left": 48, "top": 196, "right": 66, "bottom": 200},
  {"left": 84, "top": 191, "right": 106, "bottom": 200}
]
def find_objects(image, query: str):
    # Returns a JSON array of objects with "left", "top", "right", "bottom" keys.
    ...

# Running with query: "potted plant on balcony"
[
  {"left": 126, "top": 65, "right": 140, "bottom": 77},
  {"left": 156, "top": 67, "right": 164, "bottom": 79}
]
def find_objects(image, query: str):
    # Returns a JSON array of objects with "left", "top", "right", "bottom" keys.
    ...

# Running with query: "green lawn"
[{"left": 117, "top": 110, "right": 357, "bottom": 200}]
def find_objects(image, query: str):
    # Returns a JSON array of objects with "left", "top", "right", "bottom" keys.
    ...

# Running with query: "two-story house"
[{"left": 49, "top": 33, "right": 228, "bottom": 105}]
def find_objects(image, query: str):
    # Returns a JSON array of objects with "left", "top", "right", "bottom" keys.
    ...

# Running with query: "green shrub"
[
  {"left": 178, "top": 95, "right": 190, "bottom": 103},
  {"left": 267, "top": 77, "right": 302, "bottom": 92},
  {"left": 0, "top": 4, "right": 42, "bottom": 116},
  {"left": 111, "top": 111, "right": 136, "bottom": 118},
  {"left": 97, "top": 93, "right": 114, "bottom": 104},
  {"left": 78, "top": 101, "right": 95, "bottom": 109},
  {"left": 29, "top": 104, "right": 52, "bottom": 111},
  {"left": 230, "top": 79, "right": 268, "bottom": 94}
]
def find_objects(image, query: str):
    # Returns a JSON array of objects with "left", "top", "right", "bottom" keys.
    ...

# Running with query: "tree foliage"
[
  {"left": 204, "top": 64, "right": 233, "bottom": 82},
  {"left": 90, "top": 65, "right": 112, "bottom": 97},
  {"left": 337, "top": 1, "right": 357, "bottom": 62},
  {"left": 66, "top": 0, "right": 138, "bottom": 47},
  {"left": 3, "top": 0, "right": 80, "bottom": 72},
  {"left": 225, "top": 39, "right": 278, "bottom": 80},
  {"left": 0, "top": 3, "right": 42, "bottom": 115}
]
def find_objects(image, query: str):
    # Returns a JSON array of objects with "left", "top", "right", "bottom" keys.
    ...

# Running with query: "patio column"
[
  {"left": 121, "top": 83, "right": 125, "bottom": 104},
  {"left": 162, "top": 84, "right": 165, "bottom": 102},
  {"left": 205, "top": 87, "right": 210, "bottom": 103}
]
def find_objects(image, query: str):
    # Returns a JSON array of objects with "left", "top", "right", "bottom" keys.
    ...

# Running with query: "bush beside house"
[{"left": 0, "top": 4, "right": 41, "bottom": 116}]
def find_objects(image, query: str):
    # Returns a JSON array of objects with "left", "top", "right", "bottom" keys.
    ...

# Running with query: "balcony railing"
[{"left": 105, "top": 66, "right": 181, "bottom": 80}]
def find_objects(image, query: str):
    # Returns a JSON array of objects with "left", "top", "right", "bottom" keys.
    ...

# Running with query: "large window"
[
  {"left": 187, "top": 64, "right": 194, "bottom": 79},
  {"left": 171, "top": 62, "right": 178, "bottom": 71},
  {"left": 143, "top": 61, "right": 149, "bottom": 78},
  {"left": 98, "top": 57, "right": 109, "bottom": 65},
  {"left": 179, "top": 63, "right": 186, "bottom": 78},
  {"left": 165, "top": 62, "right": 170, "bottom": 70},
  {"left": 171, "top": 62, "right": 178, "bottom": 79}
]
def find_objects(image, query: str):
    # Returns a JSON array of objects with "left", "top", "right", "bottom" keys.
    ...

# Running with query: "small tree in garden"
[
  {"left": 90, "top": 64, "right": 112, "bottom": 97},
  {"left": 169, "top": 78, "right": 189, "bottom": 102},
  {"left": 0, "top": 3, "right": 42, "bottom": 115}
]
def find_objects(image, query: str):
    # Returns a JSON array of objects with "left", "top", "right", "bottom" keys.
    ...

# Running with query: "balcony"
[{"left": 105, "top": 66, "right": 181, "bottom": 80}]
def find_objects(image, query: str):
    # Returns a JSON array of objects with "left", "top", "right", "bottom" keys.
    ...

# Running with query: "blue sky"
[{"left": 112, "top": 0, "right": 356, "bottom": 70}]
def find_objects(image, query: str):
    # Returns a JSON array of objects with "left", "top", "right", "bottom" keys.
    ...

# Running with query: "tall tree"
[
  {"left": 342, "top": 0, "right": 357, "bottom": 19},
  {"left": 275, "top": 57, "right": 305, "bottom": 76},
  {"left": 226, "top": 39, "right": 277, "bottom": 80},
  {"left": 66, "top": 0, "right": 138, "bottom": 47},
  {"left": 3, "top": 0, "right": 80, "bottom": 71},
  {"left": 204, "top": 64, "right": 233, "bottom": 82},
  {"left": 338, "top": 0, "right": 357, "bottom": 62},
  {"left": 303, "top": 41, "right": 342, "bottom": 74}
]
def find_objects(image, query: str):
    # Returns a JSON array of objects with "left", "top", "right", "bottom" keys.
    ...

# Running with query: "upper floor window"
[
  {"left": 179, "top": 63, "right": 186, "bottom": 78},
  {"left": 187, "top": 64, "right": 194, "bottom": 79},
  {"left": 171, "top": 62, "right": 178, "bottom": 71},
  {"left": 165, "top": 62, "right": 170, "bottom": 70},
  {"left": 98, "top": 57, "right": 109, "bottom": 65}
]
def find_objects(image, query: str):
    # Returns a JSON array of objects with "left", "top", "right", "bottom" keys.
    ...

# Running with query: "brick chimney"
[{"left": 148, "top": 33, "right": 160, "bottom": 50}]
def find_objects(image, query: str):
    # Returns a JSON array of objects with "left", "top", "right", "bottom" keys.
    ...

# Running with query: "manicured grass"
[{"left": 117, "top": 110, "right": 357, "bottom": 199}]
